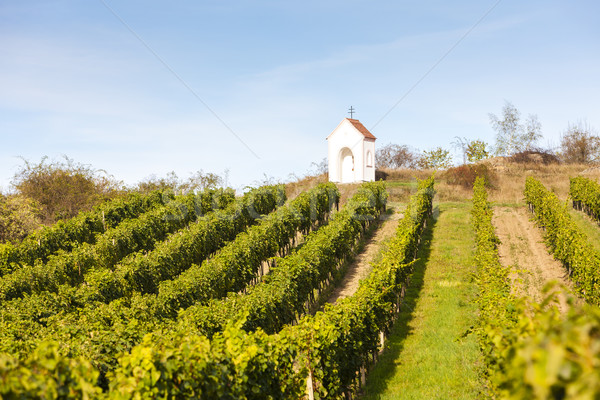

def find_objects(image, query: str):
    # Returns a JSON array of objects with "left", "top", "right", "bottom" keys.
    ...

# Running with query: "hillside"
[{"left": 2, "top": 160, "right": 600, "bottom": 398}]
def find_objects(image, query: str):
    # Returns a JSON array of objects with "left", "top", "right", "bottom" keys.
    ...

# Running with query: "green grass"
[
  {"left": 568, "top": 208, "right": 600, "bottom": 252},
  {"left": 361, "top": 202, "right": 482, "bottom": 399},
  {"left": 385, "top": 181, "right": 419, "bottom": 188}
]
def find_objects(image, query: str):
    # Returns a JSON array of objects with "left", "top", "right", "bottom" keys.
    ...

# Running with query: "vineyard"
[{"left": 3, "top": 170, "right": 600, "bottom": 398}]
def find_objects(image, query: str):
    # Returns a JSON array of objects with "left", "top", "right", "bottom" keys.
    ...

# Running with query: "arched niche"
[
  {"left": 366, "top": 150, "right": 373, "bottom": 167},
  {"left": 339, "top": 147, "right": 355, "bottom": 183}
]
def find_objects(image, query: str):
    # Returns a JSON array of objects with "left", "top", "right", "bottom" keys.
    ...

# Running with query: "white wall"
[
  {"left": 327, "top": 119, "right": 375, "bottom": 183},
  {"left": 362, "top": 139, "right": 375, "bottom": 181}
]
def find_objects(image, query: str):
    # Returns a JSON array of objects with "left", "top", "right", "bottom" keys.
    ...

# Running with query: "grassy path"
[
  {"left": 361, "top": 202, "right": 482, "bottom": 399},
  {"left": 569, "top": 208, "right": 600, "bottom": 252}
]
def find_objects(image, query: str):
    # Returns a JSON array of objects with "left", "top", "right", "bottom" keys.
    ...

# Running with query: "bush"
[
  {"left": 510, "top": 150, "right": 560, "bottom": 165},
  {"left": 443, "top": 163, "right": 496, "bottom": 189},
  {"left": 11, "top": 156, "right": 123, "bottom": 224},
  {"left": 0, "top": 194, "right": 41, "bottom": 243},
  {"left": 375, "top": 169, "right": 389, "bottom": 181}
]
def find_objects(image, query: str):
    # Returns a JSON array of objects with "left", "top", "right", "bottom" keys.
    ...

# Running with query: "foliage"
[
  {"left": 0, "top": 188, "right": 238, "bottom": 301},
  {"left": 473, "top": 177, "right": 600, "bottom": 399},
  {"left": 0, "top": 191, "right": 167, "bottom": 277},
  {"left": 150, "top": 182, "right": 340, "bottom": 318},
  {"left": 0, "top": 194, "right": 41, "bottom": 244},
  {"left": 107, "top": 177, "right": 434, "bottom": 399},
  {"left": 495, "top": 301, "right": 600, "bottom": 399},
  {"left": 525, "top": 177, "right": 600, "bottom": 304},
  {"left": 452, "top": 136, "right": 489, "bottom": 164},
  {"left": 0, "top": 186, "right": 287, "bottom": 368},
  {"left": 570, "top": 176, "right": 600, "bottom": 220},
  {"left": 109, "top": 326, "right": 302, "bottom": 400},
  {"left": 375, "top": 143, "right": 419, "bottom": 169},
  {"left": 0, "top": 341, "right": 102, "bottom": 399},
  {"left": 81, "top": 185, "right": 285, "bottom": 304},
  {"left": 559, "top": 121, "right": 600, "bottom": 164},
  {"left": 444, "top": 163, "right": 496, "bottom": 189},
  {"left": 0, "top": 178, "right": 433, "bottom": 398},
  {"left": 471, "top": 176, "right": 518, "bottom": 396},
  {"left": 466, "top": 139, "right": 490, "bottom": 163},
  {"left": 417, "top": 147, "right": 452, "bottom": 169},
  {"left": 176, "top": 182, "right": 386, "bottom": 337},
  {"left": 489, "top": 101, "right": 542, "bottom": 156},
  {"left": 11, "top": 156, "right": 123, "bottom": 224}
]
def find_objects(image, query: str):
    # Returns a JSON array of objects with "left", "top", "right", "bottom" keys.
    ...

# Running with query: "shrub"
[
  {"left": 0, "top": 194, "right": 41, "bottom": 243},
  {"left": 11, "top": 156, "right": 122, "bottom": 224},
  {"left": 560, "top": 121, "right": 600, "bottom": 164},
  {"left": 443, "top": 163, "right": 496, "bottom": 189},
  {"left": 510, "top": 150, "right": 560, "bottom": 165},
  {"left": 375, "top": 169, "right": 389, "bottom": 181}
]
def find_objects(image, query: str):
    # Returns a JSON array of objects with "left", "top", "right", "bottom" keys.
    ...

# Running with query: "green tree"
[
  {"left": 418, "top": 147, "right": 453, "bottom": 169},
  {"left": 466, "top": 140, "right": 490, "bottom": 162},
  {"left": 489, "top": 101, "right": 542, "bottom": 156}
]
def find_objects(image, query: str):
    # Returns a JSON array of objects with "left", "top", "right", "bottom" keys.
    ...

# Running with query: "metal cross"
[{"left": 348, "top": 106, "right": 355, "bottom": 119}]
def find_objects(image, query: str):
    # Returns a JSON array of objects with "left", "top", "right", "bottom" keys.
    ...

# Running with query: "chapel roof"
[{"left": 345, "top": 118, "right": 377, "bottom": 140}]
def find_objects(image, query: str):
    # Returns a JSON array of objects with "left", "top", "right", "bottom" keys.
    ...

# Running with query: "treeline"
[{"left": 377, "top": 101, "right": 599, "bottom": 172}]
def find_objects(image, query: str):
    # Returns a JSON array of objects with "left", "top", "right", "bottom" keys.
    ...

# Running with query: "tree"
[
  {"left": 466, "top": 140, "right": 490, "bottom": 163},
  {"left": 418, "top": 147, "right": 453, "bottom": 169},
  {"left": 523, "top": 114, "right": 542, "bottom": 150},
  {"left": 489, "top": 101, "right": 542, "bottom": 156},
  {"left": 375, "top": 143, "right": 418, "bottom": 169},
  {"left": 453, "top": 137, "right": 490, "bottom": 164},
  {"left": 560, "top": 121, "right": 600, "bottom": 163},
  {"left": 11, "top": 156, "right": 122, "bottom": 224}
]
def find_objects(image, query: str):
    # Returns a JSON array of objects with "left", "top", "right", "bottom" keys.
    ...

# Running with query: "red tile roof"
[{"left": 346, "top": 118, "right": 376, "bottom": 140}]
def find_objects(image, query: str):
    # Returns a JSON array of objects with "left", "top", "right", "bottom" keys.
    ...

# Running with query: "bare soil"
[
  {"left": 492, "top": 206, "right": 580, "bottom": 313},
  {"left": 327, "top": 210, "right": 402, "bottom": 304}
]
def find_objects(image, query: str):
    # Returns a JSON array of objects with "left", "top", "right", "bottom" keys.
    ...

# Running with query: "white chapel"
[{"left": 327, "top": 118, "right": 376, "bottom": 183}]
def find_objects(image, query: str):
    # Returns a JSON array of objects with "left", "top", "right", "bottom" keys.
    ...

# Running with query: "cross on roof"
[{"left": 348, "top": 106, "right": 355, "bottom": 119}]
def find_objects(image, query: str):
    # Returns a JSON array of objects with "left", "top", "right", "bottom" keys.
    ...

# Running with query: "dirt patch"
[
  {"left": 492, "top": 206, "right": 580, "bottom": 313},
  {"left": 326, "top": 211, "right": 402, "bottom": 304}
]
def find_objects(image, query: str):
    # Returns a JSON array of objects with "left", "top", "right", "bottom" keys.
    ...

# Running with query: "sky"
[{"left": 1, "top": 1, "right": 599, "bottom": 192}]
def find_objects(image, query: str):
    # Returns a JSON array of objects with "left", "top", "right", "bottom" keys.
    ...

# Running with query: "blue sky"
[{"left": 1, "top": 1, "right": 599, "bottom": 191}]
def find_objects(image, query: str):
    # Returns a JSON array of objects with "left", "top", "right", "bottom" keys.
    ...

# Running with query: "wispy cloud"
[{"left": 243, "top": 14, "right": 527, "bottom": 89}]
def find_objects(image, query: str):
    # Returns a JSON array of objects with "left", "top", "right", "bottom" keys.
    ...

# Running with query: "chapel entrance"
[{"left": 339, "top": 147, "right": 354, "bottom": 183}]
